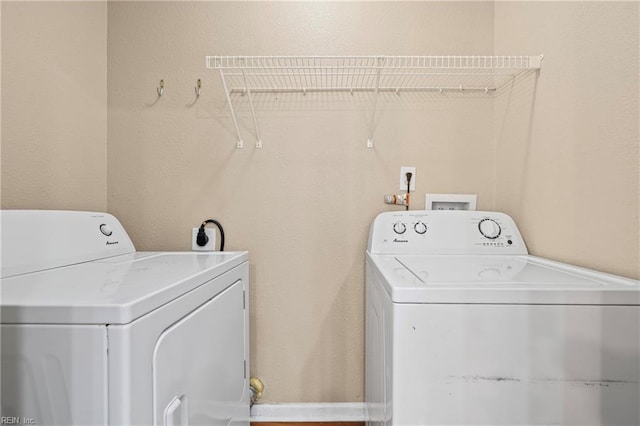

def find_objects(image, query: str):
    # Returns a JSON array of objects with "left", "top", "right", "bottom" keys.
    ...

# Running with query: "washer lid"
[
  {"left": 368, "top": 254, "right": 640, "bottom": 305},
  {"left": 0, "top": 251, "right": 248, "bottom": 325}
]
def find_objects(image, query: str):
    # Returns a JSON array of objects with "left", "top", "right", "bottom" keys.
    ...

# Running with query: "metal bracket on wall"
[
  {"left": 367, "top": 56, "right": 384, "bottom": 148},
  {"left": 215, "top": 57, "right": 262, "bottom": 149},
  {"left": 207, "top": 55, "right": 543, "bottom": 149}
]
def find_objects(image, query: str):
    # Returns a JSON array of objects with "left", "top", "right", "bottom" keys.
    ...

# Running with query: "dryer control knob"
[
  {"left": 393, "top": 222, "right": 407, "bottom": 234},
  {"left": 414, "top": 222, "right": 427, "bottom": 234},
  {"left": 478, "top": 219, "right": 501, "bottom": 239},
  {"left": 99, "top": 224, "right": 113, "bottom": 237}
]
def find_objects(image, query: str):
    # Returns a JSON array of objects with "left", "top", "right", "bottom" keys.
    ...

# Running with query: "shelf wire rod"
[
  {"left": 292, "top": 61, "right": 300, "bottom": 92},
  {"left": 310, "top": 62, "right": 316, "bottom": 93},
  {"left": 271, "top": 59, "right": 279, "bottom": 88},
  {"left": 225, "top": 86, "right": 497, "bottom": 94},
  {"left": 272, "top": 57, "right": 282, "bottom": 91},
  {"left": 359, "top": 57, "right": 366, "bottom": 91},
  {"left": 301, "top": 57, "right": 310, "bottom": 95},
  {"left": 335, "top": 62, "right": 339, "bottom": 92},
  {"left": 288, "top": 59, "right": 298, "bottom": 93},
  {"left": 393, "top": 67, "right": 411, "bottom": 94},
  {"left": 313, "top": 58, "right": 318, "bottom": 86},
  {"left": 255, "top": 58, "right": 269, "bottom": 93},
  {"left": 392, "top": 66, "right": 405, "bottom": 94},
  {"left": 337, "top": 57, "right": 344, "bottom": 91},
  {"left": 322, "top": 61, "right": 326, "bottom": 92},
  {"left": 405, "top": 67, "right": 422, "bottom": 92},
  {"left": 367, "top": 57, "right": 384, "bottom": 148},
  {"left": 366, "top": 58, "right": 376, "bottom": 89},
  {"left": 250, "top": 58, "right": 261, "bottom": 91},
  {"left": 354, "top": 57, "right": 361, "bottom": 93},
  {"left": 350, "top": 57, "right": 358, "bottom": 93},
  {"left": 287, "top": 60, "right": 295, "bottom": 95},
  {"left": 348, "top": 58, "right": 353, "bottom": 93},
  {"left": 389, "top": 60, "right": 405, "bottom": 94},
  {"left": 280, "top": 57, "right": 290, "bottom": 92},
  {"left": 218, "top": 69, "right": 244, "bottom": 149},
  {"left": 240, "top": 65, "right": 262, "bottom": 148},
  {"left": 261, "top": 64, "right": 272, "bottom": 92}
]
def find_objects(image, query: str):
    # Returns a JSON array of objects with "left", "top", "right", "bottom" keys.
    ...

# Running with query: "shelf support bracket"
[
  {"left": 367, "top": 57, "right": 384, "bottom": 148},
  {"left": 218, "top": 69, "right": 244, "bottom": 149},
  {"left": 530, "top": 54, "right": 544, "bottom": 70},
  {"left": 241, "top": 66, "right": 263, "bottom": 149}
]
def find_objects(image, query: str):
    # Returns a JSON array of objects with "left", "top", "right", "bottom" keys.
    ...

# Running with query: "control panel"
[
  {"left": 1, "top": 210, "right": 136, "bottom": 278},
  {"left": 368, "top": 210, "right": 528, "bottom": 255}
]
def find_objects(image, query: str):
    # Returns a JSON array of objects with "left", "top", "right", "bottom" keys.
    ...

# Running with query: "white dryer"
[
  {"left": 0, "top": 210, "right": 250, "bottom": 425},
  {"left": 366, "top": 210, "right": 640, "bottom": 426}
]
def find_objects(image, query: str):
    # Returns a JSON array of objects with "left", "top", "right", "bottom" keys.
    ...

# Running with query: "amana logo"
[
  {"left": 106, "top": 241, "right": 119, "bottom": 246},
  {"left": 393, "top": 238, "right": 408, "bottom": 243}
]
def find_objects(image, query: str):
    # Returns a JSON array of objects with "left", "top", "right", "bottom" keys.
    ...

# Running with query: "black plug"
[
  {"left": 405, "top": 172, "right": 413, "bottom": 211},
  {"left": 197, "top": 219, "right": 225, "bottom": 251},
  {"left": 196, "top": 225, "right": 209, "bottom": 247}
]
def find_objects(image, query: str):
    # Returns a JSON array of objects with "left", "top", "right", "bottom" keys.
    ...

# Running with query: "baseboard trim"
[{"left": 250, "top": 402, "right": 366, "bottom": 422}]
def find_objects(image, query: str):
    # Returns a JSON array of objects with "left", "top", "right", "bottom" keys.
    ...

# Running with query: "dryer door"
[{"left": 153, "top": 280, "right": 247, "bottom": 426}]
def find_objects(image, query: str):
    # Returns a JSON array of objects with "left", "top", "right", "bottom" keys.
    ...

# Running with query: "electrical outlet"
[
  {"left": 400, "top": 166, "right": 416, "bottom": 191},
  {"left": 192, "top": 228, "right": 216, "bottom": 251}
]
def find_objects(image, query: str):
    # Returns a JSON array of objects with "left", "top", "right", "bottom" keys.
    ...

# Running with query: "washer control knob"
[
  {"left": 393, "top": 222, "right": 407, "bottom": 234},
  {"left": 414, "top": 222, "right": 427, "bottom": 234},
  {"left": 99, "top": 224, "right": 113, "bottom": 237},
  {"left": 478, "top": 218, "right": 501, "bottom": 239}
]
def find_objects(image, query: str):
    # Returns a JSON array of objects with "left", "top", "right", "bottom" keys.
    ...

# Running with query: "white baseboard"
[{"left": 250, "top": 402, "right": 366, "bottom": 422}]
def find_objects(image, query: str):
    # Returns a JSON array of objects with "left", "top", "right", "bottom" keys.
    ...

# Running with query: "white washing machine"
[
  {"left": 366, "top": 210, "right": 640, "bottom": 426},
  {"left": 0, "top": 210, "right": 250, "bottom": 425}
]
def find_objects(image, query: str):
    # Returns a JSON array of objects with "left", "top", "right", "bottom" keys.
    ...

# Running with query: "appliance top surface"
[
  {"left": 368, "top": 254, "right": 639, "bottom": 304},
  {"left": 366, "top": 210, "right": 639, "bottom": 304},
  {"left": 367, "top": 255, "right": 640, "bottom": 305},
  {"left": 1, "top": 250, "right": 248, "bottom": 325}
]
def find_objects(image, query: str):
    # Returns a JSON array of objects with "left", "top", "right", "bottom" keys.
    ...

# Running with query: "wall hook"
[
  {"left": 157, "top": 80, "right": 165, "bottom": 97},
  {"left": 195, "top": 79, "right": 202, "bottom": 97}
]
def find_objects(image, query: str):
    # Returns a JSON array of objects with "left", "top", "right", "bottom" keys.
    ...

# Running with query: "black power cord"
[
  {"left": 405, "top": 172, "right": 412, "bottom": 211},
  {"left": 196, "top": 219, "right": 225, "bottom": 251}
]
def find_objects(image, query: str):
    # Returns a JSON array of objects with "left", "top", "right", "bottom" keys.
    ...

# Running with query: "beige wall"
[
  {"left": 2, "top": 0, "right": 638, "bottom": 405},
  {"left": 107, "top": 1, "right": 495, "bottom": 401},
  {"left": 1, "top": 1, "right": 108, "bottom": 211},
  {"left": 494, "top": 2, "right": 639, "bottom": 279}
]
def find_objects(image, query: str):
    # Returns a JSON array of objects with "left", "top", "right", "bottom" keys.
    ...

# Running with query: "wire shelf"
[{"left": 206, "top": 55, "right": 543, "bottom": 148}]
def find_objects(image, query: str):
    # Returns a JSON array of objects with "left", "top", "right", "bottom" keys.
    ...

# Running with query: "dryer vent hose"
[{"left": 249, "top": 377, "right": 264, "bottom": 406}]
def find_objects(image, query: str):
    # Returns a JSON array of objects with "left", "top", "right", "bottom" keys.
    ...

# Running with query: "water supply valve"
[{"left": 384, "top": 193, "right": 410, "bottom": 206}]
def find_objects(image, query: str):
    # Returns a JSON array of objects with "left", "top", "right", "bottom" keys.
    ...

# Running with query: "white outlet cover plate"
[{"left": 400, "top": 166, "right": 416, "bottom": 191}]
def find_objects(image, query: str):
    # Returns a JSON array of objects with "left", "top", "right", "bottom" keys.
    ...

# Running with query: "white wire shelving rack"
[{"left": 206, "top": 55, "right": 543, "bottom": 148}]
